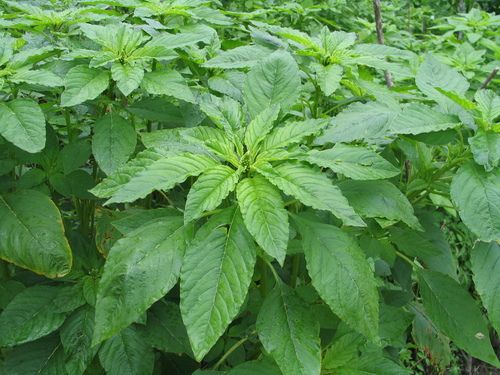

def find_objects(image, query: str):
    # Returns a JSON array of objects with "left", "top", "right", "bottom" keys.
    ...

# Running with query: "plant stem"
[
  {"left": 290, "top": 254, "right": 300, "bottom": 288},
  {"left": 212, "top": 336, "right": 249, "bottom": 369},
  {"left": 264, "top": 258, "right": 280, "bottom": 283},
  {"left": 373, "top": 0, "right": 394, "bottom": 88},
  {"left": 396, "top": 250, "right": 423, "bottom": 269}
]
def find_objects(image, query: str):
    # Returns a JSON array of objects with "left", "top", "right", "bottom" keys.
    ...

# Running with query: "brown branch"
[
  {"left": 479, "top": 67, "right": 499, "bottom": 90},
  {"left": 373, "top": 0, "right": 394, "bottom": 88}
]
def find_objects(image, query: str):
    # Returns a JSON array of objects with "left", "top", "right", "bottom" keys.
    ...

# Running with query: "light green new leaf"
[
  {"left": 237, "top": 176, "right": 289, "bottom": 265},
  {"left": 471, "top": 241, "right": 500, "bottom": 334},
  {"left": 111, "top": 63, "right": 144, "bottom": 96},
  {"left": 418, "top": 269, "right": 499, "bottom": 366},
  {"left": 184, "top": 165, "right": 241, "bottom": 223},
  {"left": 60, "top": 306, "right": 97, "bottom": 375},
  {"left": 244, "top": 105, "right": 280, "bottom": 152},
  {"left": 98, "top": 326, "right": 154, "bottom": 375},
  {"left": 203, "top": 45, "right": 273, "bottom": 69},
  {"left": 61, "top": 65, "right": 110, "bottom": 107},
  {"left": 180, "top": 209, "right": 256, "bottom": 360},
  {"left": 0, "top": 190, "right": 72, "bottom": 278},
  {"left": 294, "top": 215, "right": 379, "bottom": 341},
  {"left": 93, "top": 216, "right": 186, "bottom": 345},
  {"left": 256, "top": 281, "right": 321, "bottom": 375},
  {"left": 450, "top": 163, "right": 500, "bottom": 241},
  {"left": 0, "top": 99, "right": 45, "bottom": 153},
  {"left": 92, "top": 153, "right": 218, "bottom": 204},
  {"left": 92, "top": 113, "right": 137, "bottom": 175},
  {"left": 338, "top": 180, "right": 422, "bottom": 230},
  {"left": 389, "top": 103, "right": 460, "bottom": 135},
  {"left": 261, "top": 118, "right": 328, "bottom": 151},
  {"left": 475, "top": 89, "right": 500, "bottom": 124},
  {"left": 141, "top": 70, "right": 195, "bottom": 103},
  {"left": 243, "top": 50, "right": 301, "bottom": 118},
  {"left": 0, "top": 286, "right": 66, "bottom": 347},
  {"left": 469, "top": 130, "right": 499, "bottom": 172},
  {"left": 306, "top": 144, "right": 399, "bottom": 180},
  {"left": 256, "top": 162, "right": 364, "bottom": 227},
  {"left": 315, "top": 64, "right": 343, "bottom": 96},
  {"left": 149, "top": 24, "right": 216, "bottom": 49}
]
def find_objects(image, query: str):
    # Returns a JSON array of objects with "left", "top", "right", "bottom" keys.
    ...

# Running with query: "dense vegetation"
[{"left": 0, "top": 0, "right": 499, "bottom": 374}]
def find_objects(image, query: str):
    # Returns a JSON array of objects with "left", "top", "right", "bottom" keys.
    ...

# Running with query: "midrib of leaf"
[{"left": 37, "top": 342, "right": 62, "bottom": 374}]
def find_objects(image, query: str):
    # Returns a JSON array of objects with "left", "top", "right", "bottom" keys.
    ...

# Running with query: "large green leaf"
[
  {"left": 203, "top": 45, "right": 273, "bottom": 69},
  {"left": 475, "top": 89, "right": 500, "bottom": 124},
  {"left": 338, "top": 180, "right": 422, "bottom": 230},
  {"left": 0, "top": 99, "right": 45, "bottom": 153},
  {"left": 389, "top": 103, "right": 460, "bottom": 135},
  {"left": 180, "top": 208, "right": 256, "bottom": 360},
  {"left": 261, "top": 118, "right": 328, "bottom": 151},
  {"left": 60, "top": 306, "right": 97, "bottom": 375},
  {"left": 93, "top": 215, "right": 187, "bottom": 345},
  {"left": 111, "top": 62, "right": 144, "bottom": 96},
  {"left": 306, "top": 144, "right": 399, "bottom": 180},
  {"left": 243, "top": 50, "right": 301, "bottom": 118},
  {"left": 469, "top": 130, "right": 499, "bottom": 172},
  {"left": 256, "top": 282, "right": 321, "bottom": 375},
  {"left": 141, "top": 70, "right": 194, "bottom": 103},
  {"left": 184, "top": 165, "right": 241, "bottom": 223},
  {"left": 471, "top": 241, "right": 500, "bottom": 334},
  {"left": 92, "top": 113, "right": 137, "bottom": 175},
  {"left": 60, "top": 65, "right": 110, "bottom": 107},
  {"left": 0, "top": 286, "right": 66, "bottom": 347},
  {"left": 244, "top": 105, "right": 280, "bottom": 153},
  {"left": 236, "top": 176, "right": 289, "bottom": 265},
  {"left": 294, "top": 215, "right": 379, "bottom": 341},
  {"left": 256, "top": 162, "right": 364, "bottom": 227},
  {"left": 450, "top": 163, "right": 500, "bottom": 241},
  {"left": 91, "top": 153, "right": 218, "bottom": 204},
  {"left": 417, "top": 269, "right": 499, "bottom": 366},
  {"left": 0, "top": 190, "right": 72, "bottom": 278},
  {"left": 98, "top": 326, "right": 154, "bottom": 375}
]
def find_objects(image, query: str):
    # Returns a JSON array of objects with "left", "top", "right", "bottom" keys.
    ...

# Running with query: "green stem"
[
  {"left": 396, "top": 250, "right": 423, "bottom": 269},
  {"left": 212, "top": 336, "right": 250, "bottom": 369},
  {"left": 290, "top": 254, "right": 300, "bottom": 288},
  {"left": 264, "top": 258, "right": 280, "bottom": 282}
]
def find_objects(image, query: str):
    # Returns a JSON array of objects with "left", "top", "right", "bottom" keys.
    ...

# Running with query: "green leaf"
[
  {"left": 180, "top": 208, "right": 256, "bottom": 360},
  {"left": 92, "top": 113, "right": 137, "bottom": 175},
  {"left": 316, "top": 101, "right": 397, "bottom": 145},
  {"left": 184, "top": 165, "right": 241, "bottom": 223},
  {"left": 142, "top": 300, "right": 191, "bottom": 354},
  {"left": 261, "top": 118, "right": 328, "bottom": 151},
  {"left": 338, "top": 180, "right": 422, "bottom": 230},
  {"left": 111, "top": 63, "right": 144, "bottom": 96},
  {"left": 0, "top": 190, "right": 72, "bottom": 278},
  {"left": 229, "top": 358, "right": 281, "bottom": 374},
  {"left": 60, "top": 306, "right": 97, "bottom": 375},
  {"left": 98, "top": 326, "right": 154, "bottom": 375},
  {"left": 203, "top": 45, "right": 273, "bottom": 69},
  {"left": 141, "top": 70, "right": 194, "bottom": 103},
  {"left": 93, "top": 216, "right": 186, "bottom": 345},
  {"left": 243, "top": 50, "right": 301, "bottom": 118},
  {"left": 244, "top": 105, "right": 280, "bottom": 153},
  {"left": 150, "top": 24, "right": 216, "bottom": 49},
  {"left": 416, "top": 54, "right": 469, "bottom": 111},
  {"left": 450, "top": 163, "right": 500, "bottom": 241},
  {"left": 0, "top": 286, "right": 66, "bottom": 347},
  {"left": 417, "top": 269, "right": 499, "bottom": 366},
  {"left": 293, "top": 215, "right": 379, "bottom": 341},
  {"left": 10, "top": 69, "right": 64, "bottom": 87},
  {"left": 471, "top": 241, "right": 500, "bottom": 334},
  {"left": 389, "top": 103, "right": 460, "bottom": 135},
  {"left": 315, "top": 64, "right": 343, "bottom": 96},
  {"left": 61, "top": 65, "right": 110, "bottom": 107},
  {"left": 0, "top": 99, "right": 45, "bottom": 153},
  {"left": 256, "top": 162, "right": 364, "bottom": 227},
  {"left": 475, "top": 89, "right": 500, "bottom": 124},
  {"left": 469, "top": 130, "right": 499, "bottom": 172},
  {"left": 256, "top": 282, "right": 321, "bottom": 375},
  {"left": 306, "top": 144, "right": 399, "bottom": 180},
  {"left": 91, "top": 153, "right": 218, "bottom": 204},
  {"left": 236, "top": 176, "right": 289, "bottom": 265}
]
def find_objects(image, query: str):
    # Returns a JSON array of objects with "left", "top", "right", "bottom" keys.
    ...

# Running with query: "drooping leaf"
[
  {"left": 315, "top": 64, "right": 343, "bottom": 96},
  {"left": 0, "top": 286, "right": 67, "bottom": 347},
  {"left": 261, "top": 118, "right": 328, "bottom": 151},
  {"left": 450, "top": 163, "right": 500, "bottom": 241},
  {"left": 203, "top": 45, "right": 273, "bottom": 69},
  {"left": 471, "top": 241, "right": 500, "bottom": 334},
  {"left": 417, "top": 269, "right": 499, "bottom": 366},
  {"left": 141, "top": 70, "right": 195, "bottom": 103},
  {"left": 184, "top": 165, "right": 241, "bottom": 223},
  {"left": 93, "top": 216, "right": 187, "bottom": 345},
  {"left": 92, "top": 113, "right": 137, "bottom": 175},
  {"left": 98, "top": 326, "right": 154, "bottom": 375},
  {"left": 338, "top": 180, "right": 422, "bottom": 230},
  {"left": 60, "top": 65, "right": 110, "bottom": 107},
  {"left": 236, "top": 176, "right": 289, "bottom": 265},
  {"left": 111, "top": 63, "right": 144, "bottom": 96},
  {"left": 389, "top": 103, "right": 460, "bottom": 135},
  {"left": 0, "top": 190, "right": 72, "bottom": 278},
  {"left": 243, "top": 50, "right": 301, "bottom": 118},
  {"left": 257, "top": 281, "right": 321, "bottom": 375},
  {"left": 305, "top": 144, "right": 399, "bottom": 180},
  {"left": 180, "top": 208, "right": 256, "bottom": 360},
  {"left": 0, "top": 99, "right": 45, "bottom": 153},
  {"left": 293, "top": 215, "right": 379, "bottom": 341},
  {"left": 256, "top": 162, "right": 364, "bottom": 227}
]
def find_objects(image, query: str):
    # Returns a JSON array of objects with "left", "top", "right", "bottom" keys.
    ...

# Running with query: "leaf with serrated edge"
[{"left": 61, "top": 65, "right": 109, "bottom": 107}]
